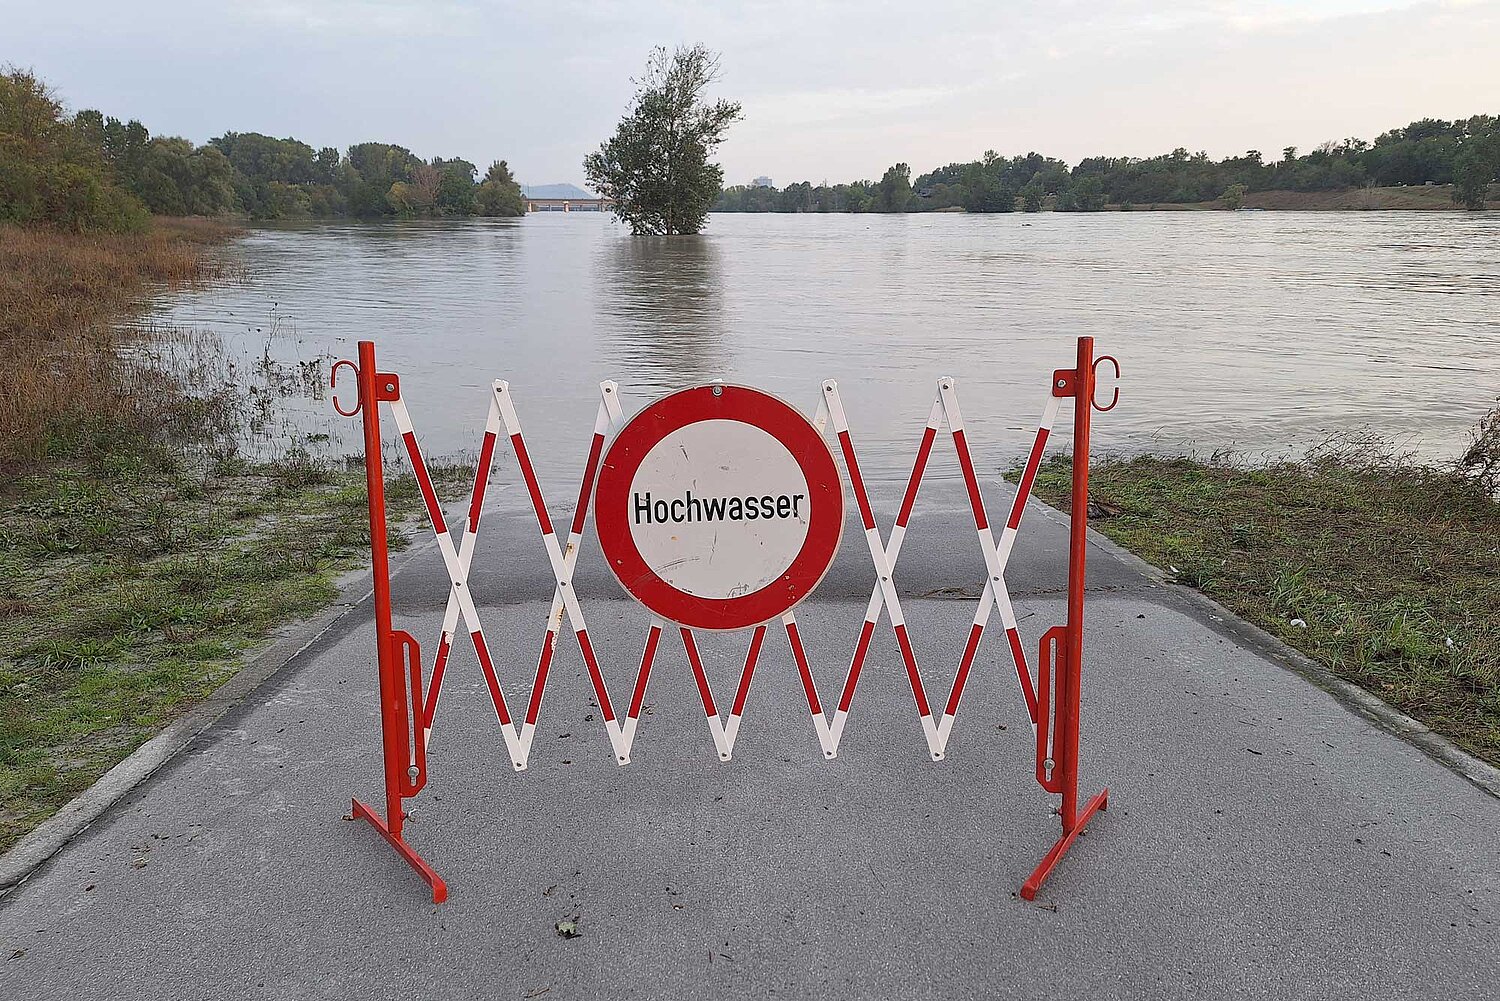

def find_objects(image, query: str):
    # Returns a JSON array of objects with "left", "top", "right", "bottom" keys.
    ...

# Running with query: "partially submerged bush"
[
  {"left": 1458, "top": 400, "right": 1500, "bottom": 495},
  {"left": 0, "top": 218, "right": 240, "bottom": 465}
]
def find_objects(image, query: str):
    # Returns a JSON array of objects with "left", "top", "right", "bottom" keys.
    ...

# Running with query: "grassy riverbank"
[
  {"left": 1154, "top": 183, "right": 1496, "bottom": 211},
  {"left": 0, "top": 218, "right": 245, "bottom": 461},
  {"left": 0, "top": 220, "right": 438, "bottom": 853},
  {"left": 1028, "top": 436, "right": 1500, "bottom": 765}
]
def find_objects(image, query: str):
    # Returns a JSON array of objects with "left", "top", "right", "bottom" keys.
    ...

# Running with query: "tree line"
[
  {"left": 717, "top": 114, "right": 1500, "bottom": 214},
  {"left": 1, "top": 69, "right": 527, "bottom": 233}
]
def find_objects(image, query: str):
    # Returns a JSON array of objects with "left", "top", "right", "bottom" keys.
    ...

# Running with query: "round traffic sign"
[{"left": 595, "top": 385, "right": 844, "bottom": 631}]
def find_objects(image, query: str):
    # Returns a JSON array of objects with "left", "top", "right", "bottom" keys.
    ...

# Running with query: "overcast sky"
[{"left": 7, "top": 1, "right": 1498, "bottom": 187}]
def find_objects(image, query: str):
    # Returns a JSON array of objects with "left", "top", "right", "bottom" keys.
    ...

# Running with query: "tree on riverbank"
[
  {"left": 872, "top": 163, "right": 912, "bottom": 212},
  {"left": 1452, "top": 138, "right": 1498, "bottom": 210},
  {"left": 477, "top": 160, "right": 526, "bottom": 216},
  {"left": 584, "top": 45, "right": 742, "bottom": 235},
  {"left": 715, "top": 114, "right": 1500, "bottom": 214},
  {"left": 1, "top": 68, "right": 540, "bottom": 228},
  {"left": 0, "top": 69, "right": 149, "bottom": 231}
]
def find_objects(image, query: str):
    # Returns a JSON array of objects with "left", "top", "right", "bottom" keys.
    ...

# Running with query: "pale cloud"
[
  {"left": 3, "top": 0, "right": 1496, "bottom": 186},
  {"left": 742, "top": 85, "right": 982, "bottom": 127},
  {"left": 239, "top": 0, "right": 481, "bottom": 35}
]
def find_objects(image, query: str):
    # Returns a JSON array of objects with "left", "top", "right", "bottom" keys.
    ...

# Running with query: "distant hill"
[{"left": 521, "top": 183, "right": 594, "bottom": 199}]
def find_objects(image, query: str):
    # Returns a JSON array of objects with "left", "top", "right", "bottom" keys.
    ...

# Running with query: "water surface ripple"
[{"left": 154, "top": 211, "right": 1500, "bottom": 485}]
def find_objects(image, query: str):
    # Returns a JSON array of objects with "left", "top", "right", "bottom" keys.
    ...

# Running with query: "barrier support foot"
[
  {"left": 352, "top": 798, "right": 448, "bottom": 904},
  {"left": 1019, "top": 788, "right": 1108, "bottom": 901}
]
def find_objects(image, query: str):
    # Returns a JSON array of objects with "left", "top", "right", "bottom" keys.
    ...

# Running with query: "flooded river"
[{"left": 153, "top": 211, "right": 1500, "bottom": 485}]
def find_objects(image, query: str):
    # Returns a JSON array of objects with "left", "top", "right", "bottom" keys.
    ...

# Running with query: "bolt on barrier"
[{"left": 331, "top": 336, "right": 1120, "bottom": 904}]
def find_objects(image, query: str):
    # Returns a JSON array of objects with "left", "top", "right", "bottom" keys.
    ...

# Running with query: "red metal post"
[
  {"left": 1021, "top": 336, "right": 1110, "bottom": 900},
  {"left": 357, "top": 339, "right": 407, "bottom": 837},
  {"left": 1059, "top": 335, "right": 1093, "bottom": 829},
  {"left": 338, "top": 340, "right": 446, "bottom": 904}
]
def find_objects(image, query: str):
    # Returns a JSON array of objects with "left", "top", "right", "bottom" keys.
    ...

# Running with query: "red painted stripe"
[
  {"left": 731, "top": 625, "right": 767, "bottom": 717},
  {"left": 575, "top": 630, "right": 616, "bottom": 722},
  {"left": 628, "top": 625, "right": 662, "bottom": 719},
  {"left": 951, "top": 429, "right": 988, "bottom": 531},
  {"left": 893, "top": 624, "right": 931, "bottom": 718},
  {"left": 569, "top": 432, "right": 606, "bottom": 537},
  {"left": 896, "top": 426, "right": 937, "bottom": 527},
  {"left": 472, "top": 632, "right": 513, "bottom": 726},
  {"left": 525, "top": 630, "right": 556, "bottom": 725},
  {"left": 836, "top": 430, "right": 876, "bottom": 531},
  {"left": 509, "top": 433, "right": 554, "bottom": 537},
  {"left": 944, "top": 623, "right": 985, "bottom": 718},
  {"left": 680, "top": 629, "right": 718, "bottom": 718},
  {"left": 1006, "top": 427, "right": 1051, "bottom": 531},
  {"left": 837, "top": 619, "right": 876, "bottom": 712},
  {"left": 403, "top": 430, "right": 446, "bottom": 532},
  {"left": 422, "top": 633, "right": 452, "bottom": 728},
  {"left": 468, "top": 430, "right": 497, "bottom": 533},
  {"left": 784, "top": 620, "right": 822, "bottom": 717},
  {"left": 1007, "top": 626, "right": 1039, "bottom": 724}
]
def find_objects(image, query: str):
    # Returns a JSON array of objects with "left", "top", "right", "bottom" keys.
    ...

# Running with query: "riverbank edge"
[
  {"left": 0, "top": 521, "right": 435, "bottom": 895},
  {"left": 0, "top": 220, "right": 457, "bottom": 864},
  {"left": 1024, "top": 500, "right": 1500, "bottom": 800},
  {"left": 6, "top": 486, "right": 1496, "bottom": 896}
]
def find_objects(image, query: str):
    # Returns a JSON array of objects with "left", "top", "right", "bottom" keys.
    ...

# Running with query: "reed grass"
[{"left": 0, "top": 217, "right": 241, "bottom": 465}]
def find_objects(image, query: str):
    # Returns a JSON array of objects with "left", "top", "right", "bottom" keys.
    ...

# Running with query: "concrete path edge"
[
  {"left": 1031, "top": 501, "right": 1500, "bottom": 800},
  {"left": 0, "top": 527, "right": 434, "bottom": 898}
]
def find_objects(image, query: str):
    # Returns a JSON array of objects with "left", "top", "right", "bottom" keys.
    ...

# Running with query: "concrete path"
[{"left": 2, "top": 480, "right": 1497, "bottom": 1000}]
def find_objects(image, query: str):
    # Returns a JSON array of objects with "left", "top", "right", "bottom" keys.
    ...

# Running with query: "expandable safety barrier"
[{"left": 331, "top": 337, "right": 1119, "bottom": 904}]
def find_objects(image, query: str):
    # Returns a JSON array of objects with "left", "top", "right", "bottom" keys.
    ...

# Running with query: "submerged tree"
[{"left": 584, "top": 45, "right": 742, "bottom": 235}]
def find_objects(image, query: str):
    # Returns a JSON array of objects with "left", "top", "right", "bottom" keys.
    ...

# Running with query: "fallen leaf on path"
[{"left": 555, "top": 919, "right": 580, "bottom": 939}]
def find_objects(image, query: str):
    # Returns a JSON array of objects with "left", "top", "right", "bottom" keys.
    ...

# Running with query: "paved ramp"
[{"left": 2, "top": 484, "right": 1496, "bottom": 1000}]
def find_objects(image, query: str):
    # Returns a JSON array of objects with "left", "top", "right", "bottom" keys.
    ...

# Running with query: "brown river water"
[{"left": 152, "top": 211, "right": 1500, "bottom": 486}]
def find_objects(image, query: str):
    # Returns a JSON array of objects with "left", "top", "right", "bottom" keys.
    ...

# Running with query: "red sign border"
[{"left": 595, "top": 385, "right": 844, "bottom": 631}]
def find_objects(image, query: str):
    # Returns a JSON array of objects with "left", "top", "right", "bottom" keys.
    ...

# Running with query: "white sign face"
[
  {"left": 595, "top": 384, "right": 843, "bottom": 631},
  {"left": 628, "top": 420, "right": 811, "bottom": 599}
]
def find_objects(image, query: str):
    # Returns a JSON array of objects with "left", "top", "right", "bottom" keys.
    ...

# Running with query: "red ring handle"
[
  {"left": 331, "top": 359, "right": 361, "bottom": 417},
  {"left": 1092, "top": 355, "right": 1120, "bottom": 412}
]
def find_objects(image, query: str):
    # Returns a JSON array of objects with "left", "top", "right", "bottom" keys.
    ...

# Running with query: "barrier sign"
[
  {"left": 595, "top": 385, "right": 843, "bottom": 631},
  {"left": 331, "top": 337, "right": 1119, "bottom": 907}
]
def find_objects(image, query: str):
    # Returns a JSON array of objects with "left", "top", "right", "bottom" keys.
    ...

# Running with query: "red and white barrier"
[{"left": 331, "top": 337, "right": 1119, "bottom": 905}]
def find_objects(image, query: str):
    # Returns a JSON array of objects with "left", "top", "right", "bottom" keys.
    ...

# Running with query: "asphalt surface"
[{"left": 2, "top": 479, "right": 1496, "bottom": 1000}]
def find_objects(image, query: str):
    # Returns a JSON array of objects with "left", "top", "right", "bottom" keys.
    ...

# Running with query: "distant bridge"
[{"left": 526, "top": 196, "right": 615, "bottom": 213}]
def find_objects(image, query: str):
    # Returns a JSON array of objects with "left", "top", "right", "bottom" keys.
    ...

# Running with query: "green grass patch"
[
  {"left": 0, "top": 434, "right": 465, "bottom": 853},
  {"left": 1026, "top": 446, "right": 1500, "bottom": 765}
]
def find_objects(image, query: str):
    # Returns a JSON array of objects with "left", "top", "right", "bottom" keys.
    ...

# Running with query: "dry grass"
[{"left": 0, "top": 217, "right": 241, "bottom": 465}]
